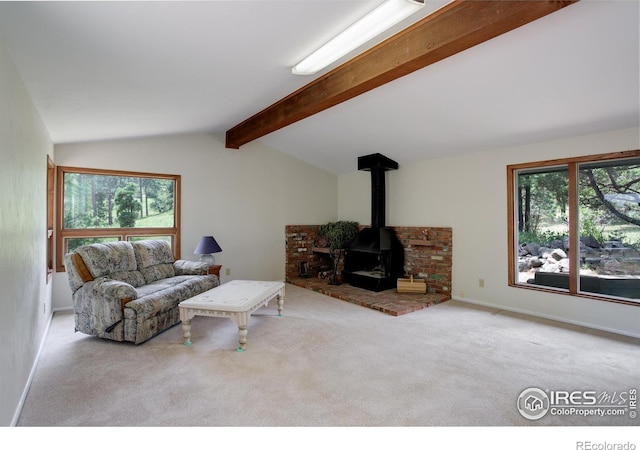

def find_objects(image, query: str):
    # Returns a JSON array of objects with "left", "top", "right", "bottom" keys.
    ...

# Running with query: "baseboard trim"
[
  {"left": 451, "top": 295, "right": 640, "bottom": 340},
  {"left": 11, "top": 310, "right": 55, "bottom": 426}
]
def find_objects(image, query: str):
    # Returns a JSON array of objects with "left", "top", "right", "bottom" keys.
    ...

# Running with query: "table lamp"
[{"left": 194, "top": 235, "right": 222, "bottom": 266}]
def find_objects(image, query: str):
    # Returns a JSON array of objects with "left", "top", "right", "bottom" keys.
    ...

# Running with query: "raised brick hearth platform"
[{"left": 288, "top": 277, "right": 448, "bottom": 316}]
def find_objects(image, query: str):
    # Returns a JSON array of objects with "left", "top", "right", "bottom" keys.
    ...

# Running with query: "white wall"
[
  {"left": 338, "top": 127, "right": 640, "bottom": 338},
  {"left": 52, "top": 133, "right": 337, "bottom": 310},
  {"left": 0, "top": 43, "right": 54, "bottom": 425}
]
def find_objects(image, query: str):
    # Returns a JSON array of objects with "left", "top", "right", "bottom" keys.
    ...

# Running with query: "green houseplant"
[{"left": 317, "top": 220, "right": 359, "bottom": 285}]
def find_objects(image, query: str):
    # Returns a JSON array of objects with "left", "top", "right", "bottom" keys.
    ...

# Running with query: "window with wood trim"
[
  {"left": 56, "top": 166, "right": 181, "bottom": 271},
  {"left": 508, "top": 150, "right": 640, "bottom": 306},
  {"left": 47, "top": 155, "right": 55, "bottom": 283}
]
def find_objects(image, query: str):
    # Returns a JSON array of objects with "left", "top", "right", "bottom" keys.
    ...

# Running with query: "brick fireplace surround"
[{"left": 285, "top": 225, "right": 452, "bottom": 316}]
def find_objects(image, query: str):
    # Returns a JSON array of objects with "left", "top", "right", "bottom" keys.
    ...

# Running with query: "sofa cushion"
[
  {"left": 140, "top": 263, "right": 175, "bottom": 284},
  {"left": 135, "top": 281, "right": 174, "bottom": 299},
  {"left": 109, "top": 270, "right": 146, "bottom": 288},
  {"left": 128, "top": 275, "right": 216, "bottom": 321},
  {"left": 127, "top": 281, "right": 188, "bottom": 319},
  {"left": 132, "top": 240, "right": 176, "bottom": 283},
  {"left": 132, "top": 240, "right": 175, "bottom": 270},
  {"left": 76, "top": 241, "right": 137, "bottom": 279}
]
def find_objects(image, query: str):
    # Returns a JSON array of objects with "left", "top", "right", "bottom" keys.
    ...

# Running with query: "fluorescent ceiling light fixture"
[{"left": 292, "top": 0, "right": 425, "bottom": 75}]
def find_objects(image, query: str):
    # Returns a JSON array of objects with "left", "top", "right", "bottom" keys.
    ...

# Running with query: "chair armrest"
[
  {"left": 92, "top": 278, "right": 138, "bottom": 302},
  {"left": 173, "top": 259, "right": 208, "bottom": 275},
  {"left": 86, "top": 278, "right": 138, "bottom": 333}
]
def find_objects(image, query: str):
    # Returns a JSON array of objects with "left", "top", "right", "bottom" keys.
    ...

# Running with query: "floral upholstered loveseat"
[{"left": 64, "top": 240, "right": 219, "bottom": 344}]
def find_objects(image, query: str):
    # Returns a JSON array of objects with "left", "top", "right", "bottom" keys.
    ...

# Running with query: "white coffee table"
[{"left": 178, "top": 280, "right": 285, "bottom": 351}]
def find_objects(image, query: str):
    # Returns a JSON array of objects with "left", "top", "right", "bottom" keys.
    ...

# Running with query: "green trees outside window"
[{"left": 63, "top": 172, "right": 175, "bottom": 229}]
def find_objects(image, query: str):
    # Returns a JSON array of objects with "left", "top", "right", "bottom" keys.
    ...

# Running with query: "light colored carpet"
[{"left": 17, "top": 284, "right": 640, "bottom": 428}]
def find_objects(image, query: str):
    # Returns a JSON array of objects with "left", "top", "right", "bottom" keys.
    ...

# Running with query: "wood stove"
[{"left": 342, "top": 154, "right": 404, "bottom": 292}]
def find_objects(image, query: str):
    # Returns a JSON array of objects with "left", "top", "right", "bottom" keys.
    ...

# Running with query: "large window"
[
  {"left": 508, "top": 150, "right": 640, "bottom": 305},
  {"left": 56, "top": 166, "right": 181, "bottom": 271}
]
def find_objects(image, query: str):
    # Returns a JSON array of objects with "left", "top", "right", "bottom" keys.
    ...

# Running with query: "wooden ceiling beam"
[{"left": 225, "top": 0, "right": 577, "bottom": 149}]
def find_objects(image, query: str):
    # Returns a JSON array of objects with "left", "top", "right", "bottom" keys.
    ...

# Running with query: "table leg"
[
  {"left": 237, "top": 325, "right": 248, "bottom": 352},
  {"left": 277, "top": 294, "right": 284, "bottom": 317},
  {"left": 182, "top": 319, "right": 192, "bottom": 346}
]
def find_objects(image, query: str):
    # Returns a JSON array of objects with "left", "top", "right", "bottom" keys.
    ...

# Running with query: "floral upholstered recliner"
[{"left": 64, "top": 239, "right": 219, "bottom": 344}]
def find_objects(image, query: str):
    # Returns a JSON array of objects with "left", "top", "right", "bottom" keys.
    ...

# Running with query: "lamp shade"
[{"left": 194, "top": 236, "right": 222, "bottom": 255}]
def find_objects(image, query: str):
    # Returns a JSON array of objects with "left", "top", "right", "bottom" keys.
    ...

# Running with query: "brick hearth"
[
  {"left": 289, "top": 277, "right": 448, "bottom": 316},
  {"left": 285, "top": 224, "right": 452, "bottom": 316}
]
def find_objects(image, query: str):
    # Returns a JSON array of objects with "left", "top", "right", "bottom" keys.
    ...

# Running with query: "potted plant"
[{"left": 317, "top": 220, "right": 359, "bottom": 285}]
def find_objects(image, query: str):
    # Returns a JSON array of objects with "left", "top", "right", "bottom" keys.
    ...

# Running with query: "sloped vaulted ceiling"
[
  {"left": 226, "top": 0, "right": 577, "bottom": 150},
  {"left": 0, "top": 0, "right": 637, "bottom": 175}
]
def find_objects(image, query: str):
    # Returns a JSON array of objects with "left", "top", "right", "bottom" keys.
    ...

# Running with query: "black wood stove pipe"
[{"left": 357, "top": 153, "right": 398, "bottom": 229}]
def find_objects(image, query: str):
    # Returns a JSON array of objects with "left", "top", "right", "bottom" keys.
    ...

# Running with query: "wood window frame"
[
  {"left": 507, "top": 149, "right": 640, "bottom": 307},
  {"left": 46, "top": 155, "right": 55, "bottom": 283},
  {"left": 55, "top": 166, "right": 181, "bottom": 272}
]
